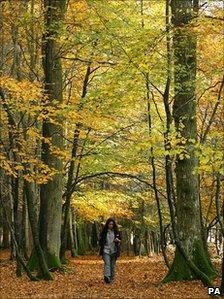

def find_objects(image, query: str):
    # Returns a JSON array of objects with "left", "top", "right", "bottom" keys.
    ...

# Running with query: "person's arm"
[{"left": 114, "top": 231, "right": 122, "bottom": 243}]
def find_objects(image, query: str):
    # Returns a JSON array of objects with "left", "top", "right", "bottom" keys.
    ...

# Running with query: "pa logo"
[{"left": 208, "top": 287, "right": 220, "bottom": 296}]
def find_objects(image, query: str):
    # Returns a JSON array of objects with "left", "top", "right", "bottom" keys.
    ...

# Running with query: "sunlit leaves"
[
  {"left": 1, "top": 0, "right": 223, "bottom": 226},
  {"left": 72, "top": 190, "right": 134, "bottom": 222}
]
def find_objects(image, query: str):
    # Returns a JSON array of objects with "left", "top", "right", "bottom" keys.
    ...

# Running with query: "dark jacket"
[{"left": 99, "top": 230, "right": 122, "bottom": 258}]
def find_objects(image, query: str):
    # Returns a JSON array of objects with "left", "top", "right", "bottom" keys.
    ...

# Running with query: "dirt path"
[{"left": 0, "top": 252, "right": 219, "bottom": 298}]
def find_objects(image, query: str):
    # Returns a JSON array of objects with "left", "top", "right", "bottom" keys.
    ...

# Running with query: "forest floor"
[{"left": 0, "top": 250, "right": 221, "bottom": 299}]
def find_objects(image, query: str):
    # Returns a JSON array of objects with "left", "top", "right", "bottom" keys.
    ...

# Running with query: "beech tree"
[
  {"left": 163, "top": 0, "right": 217, "bottom": 284},
  {"left": 38, "top": 0, "right": 66, "bottom": 269}
]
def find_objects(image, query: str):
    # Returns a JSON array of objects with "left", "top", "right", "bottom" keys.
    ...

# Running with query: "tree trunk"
[
  {"left": 25, "top": 179, "right": 52, "bottom": 280},
  {"left": 0, "top": 171, "right": 11, "bottom": 250},
  {"left": 2, "top": 208, "right": 10, "bottom": 249},
  {"left": 91, "top": 221, "right": 99, "bottom": 249},
  {"left": 9, "top": 2, "right": 23, "bottom": 275},
  {"left": 60, "top": 127, "right": 80, "bottom": 261},
  {"left": 60, "top": 64, "right": 91, "bottom": 261},
  {"left": 77, "top": 222, "right": 86, "bottom": 255},
  {"left": 38, "top": 0, "right": 66, "bottom": 269},
  {"left": 72, "top": 210, "right": 78, "bottom": 253},
  {"left": 69, "top": 208, "right": 76, "bottom": 257},
  {"left": 163, "top": 0, "right": 217, "bottom": 283},
  {"left": 21, "top": 195, "right": 29, "bottom": 260},
  {"left": 133, "top": 234, "right": 140, "bottom": 256},
  {"left": 145, "top": 73, "right": 170, "bottom": 268}
]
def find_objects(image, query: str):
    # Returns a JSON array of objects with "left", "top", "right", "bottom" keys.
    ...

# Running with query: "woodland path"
[{"left": 0, "top": 251, "right": 219, "bottom": 299}]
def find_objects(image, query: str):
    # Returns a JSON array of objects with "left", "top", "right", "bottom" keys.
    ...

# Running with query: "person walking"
[{"left": 99, "top": 218, "right": 121, "bottom": 283}]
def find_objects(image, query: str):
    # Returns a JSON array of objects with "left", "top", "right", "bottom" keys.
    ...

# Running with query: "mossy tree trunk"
[
  {"left": 39, "top": 0, "right": 66, "bottom": 270},
  {"left": 25, "top": 179, "right": 52, "bottom": 280},
  {"left": 163, "top": 0, "right": 217, "bottom": 283}
]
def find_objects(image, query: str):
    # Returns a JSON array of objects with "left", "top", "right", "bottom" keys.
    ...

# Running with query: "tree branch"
[{"left": 65, "top": 171, "right": 167, "bottom": 200}]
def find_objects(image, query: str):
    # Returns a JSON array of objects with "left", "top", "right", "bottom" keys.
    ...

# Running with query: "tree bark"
[
  {"left": 25, "top": 179, "right": 52, "bottom": 280},
  {"left": 163, "top": 0, "right": 217, "bottom": 283},
  {"left": 2, "top": 208, "right": 10, "bottom": 249},
  {"left": 68, "top": 208, "right": 76, "bottom": 257},
  {"left": 38, "top": 0, "right": 66, "bottom": 269}
]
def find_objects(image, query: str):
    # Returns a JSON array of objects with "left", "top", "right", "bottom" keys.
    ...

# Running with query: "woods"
[{"left": 0, "top": 0, "right": 223, "bottom": 298}]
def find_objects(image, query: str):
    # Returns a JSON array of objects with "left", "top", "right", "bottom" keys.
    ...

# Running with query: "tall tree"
[
  {"left": 163, "top": 0, "right": 217, "bottom": 283},
  {"left": 38, "top": 0, "right": 66, "bottom": 269}
]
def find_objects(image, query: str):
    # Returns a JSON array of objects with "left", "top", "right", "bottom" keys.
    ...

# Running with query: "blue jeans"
[{"left": 103, "top": 252, "right": 117, "bottom": 281}]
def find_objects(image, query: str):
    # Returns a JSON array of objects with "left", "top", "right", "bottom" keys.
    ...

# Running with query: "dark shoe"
[{"left": 104, "top": 276, "right": 110, "bottom": 283}]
